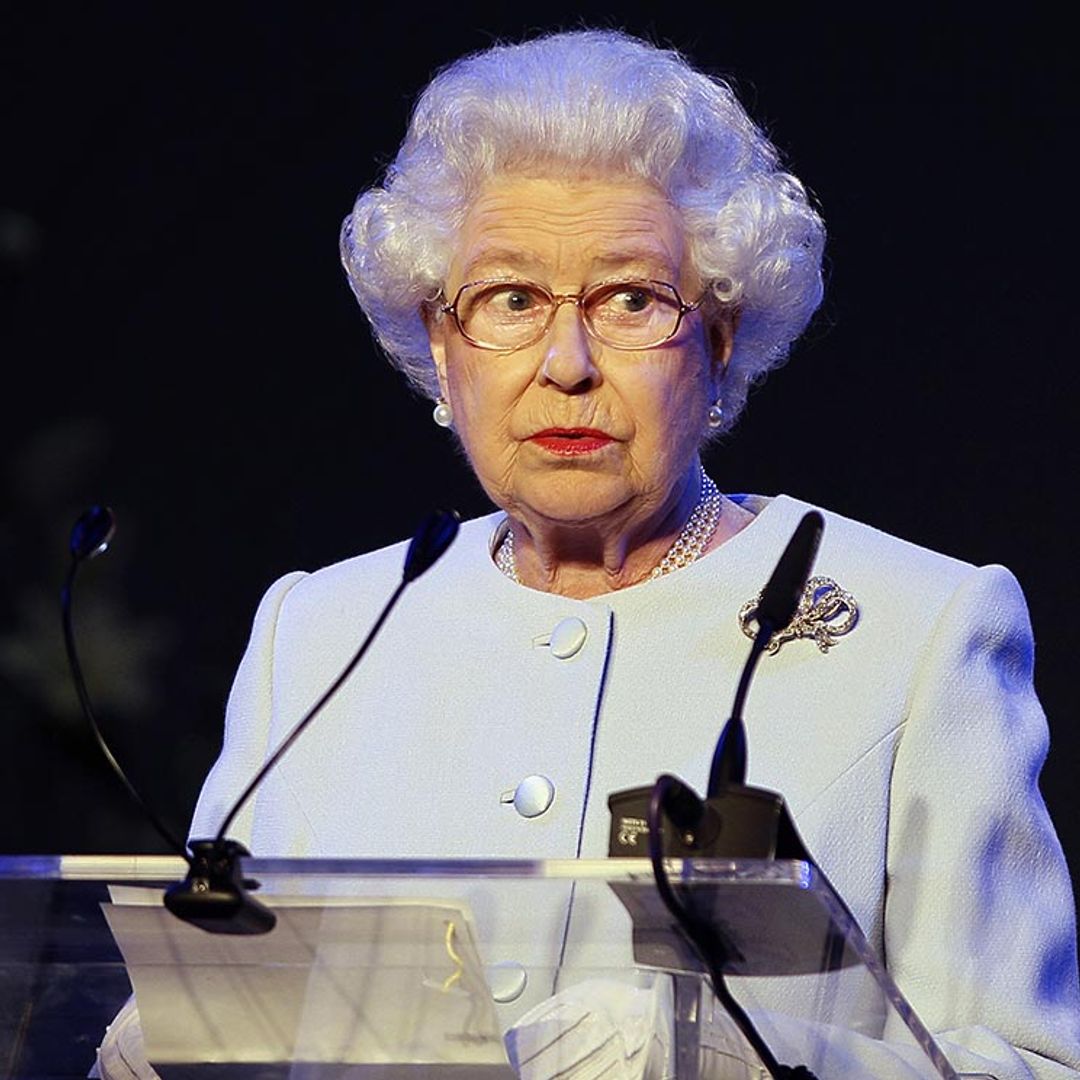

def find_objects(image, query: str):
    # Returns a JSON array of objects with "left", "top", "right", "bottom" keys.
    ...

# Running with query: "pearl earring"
[
  {"left": 432, "top": 399, "right": 454, "bottom": 428},
  {"left": 706, "top": 398, "right": 724, "bottom": 429}
]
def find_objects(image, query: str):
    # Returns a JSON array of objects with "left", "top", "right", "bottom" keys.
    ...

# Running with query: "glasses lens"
[
  {"left": 585, "top": 282, "right": 681, "bottom": 347},
  {"left": 457, "top": 282, "right": 552, "bottom": 349}
]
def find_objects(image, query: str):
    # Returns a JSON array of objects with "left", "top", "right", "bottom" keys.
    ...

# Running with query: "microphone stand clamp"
[{"left": 164, "top": 838, "right": 276, "bottom": 935}]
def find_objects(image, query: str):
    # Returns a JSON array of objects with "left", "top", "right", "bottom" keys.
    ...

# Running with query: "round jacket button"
[
  {"left": 513, "top": 775, "right": 555, "bottom": 818},
  {"left": 550, "top": 617, "right": 588, "bottom": 659},
  {"left": 488, "top": 960, "right": 528, "bottom": 1003}
]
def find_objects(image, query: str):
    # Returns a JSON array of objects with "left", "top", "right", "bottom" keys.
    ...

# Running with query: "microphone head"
[
  {"left": 756, "top": 511, "right": 824, "bottom": 634},
  {"left": 402, "top": 509, "right": 460, "bottom": 583},
  {"left": 70, "top": 506, "right": 116, "bottom": 562}
]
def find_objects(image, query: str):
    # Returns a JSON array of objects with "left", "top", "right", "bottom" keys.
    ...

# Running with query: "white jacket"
[{"left": 191, "top": 493, "right": 1080, "bottom": 1077}]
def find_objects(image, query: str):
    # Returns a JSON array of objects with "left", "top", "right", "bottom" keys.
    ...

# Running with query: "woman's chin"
[{"left": 504, "top": 475, "right": 638, "bottom": 530}]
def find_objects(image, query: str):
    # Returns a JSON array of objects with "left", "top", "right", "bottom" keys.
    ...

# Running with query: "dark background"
[{"left": 2, "top": 7, "right": 1076, "bottom": 913}]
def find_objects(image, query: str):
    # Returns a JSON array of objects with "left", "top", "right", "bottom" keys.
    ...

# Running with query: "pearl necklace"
[{"left": 494, "top": 466, "right": 724, "bottom": 585}]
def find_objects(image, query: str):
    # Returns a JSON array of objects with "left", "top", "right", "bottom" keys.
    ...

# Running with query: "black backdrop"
[{"left": 2, "top": 7, "right": 1076, "bottom": 916}]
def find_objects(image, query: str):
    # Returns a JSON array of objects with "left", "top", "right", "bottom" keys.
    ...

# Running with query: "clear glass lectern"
[{"left": 0, "top": 855, "right": 967, "bottom": 1079}]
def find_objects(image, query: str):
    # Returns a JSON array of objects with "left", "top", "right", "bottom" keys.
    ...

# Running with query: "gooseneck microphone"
[
  {"left": 63, "top": 506, "right": 460, "bottom": 935},
  {"left": 165, "top": 508, "right": 461, "bottom": 934},
  {"left": 708, "top": 510, "right": 823, "bottom": 793},
  {"left": 61, "top": 506, "right": 192, "bottom": 863},
  {"left": 607, "top": 509, "right": 824, "bottom": 860}
]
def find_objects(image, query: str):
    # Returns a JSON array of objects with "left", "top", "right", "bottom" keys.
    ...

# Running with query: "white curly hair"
[{"left": 339, "top": 29, "right": 825, "bottom": 435}]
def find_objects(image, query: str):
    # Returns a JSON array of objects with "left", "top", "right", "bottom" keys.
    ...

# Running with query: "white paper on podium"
[{"left": 102, "top": 888, "right": 514, "bottom": 1074}]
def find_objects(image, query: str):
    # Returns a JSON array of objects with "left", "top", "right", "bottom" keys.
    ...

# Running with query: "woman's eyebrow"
[
  {"left": 460, "top": 247, "right": 548, "bottom": 279},
  {"left": 586, "top": 249, "right": 679, "bottom": 275},
  {"left": 457, "top": 253, "right": 678, "bottom": 285}
]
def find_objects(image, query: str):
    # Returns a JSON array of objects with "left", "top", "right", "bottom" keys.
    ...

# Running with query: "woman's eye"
[
  {"left": 475, "top": 285, "right": 541, "bottom": 317},
  {"left": 503, "top": 289, "right": 534, "bottom": 311},
  {"left": 596, "top": 286, "right": 654, "bottom": 316},
  {"left": 615, "top": 288, "right": 651, "bottom": 312}
]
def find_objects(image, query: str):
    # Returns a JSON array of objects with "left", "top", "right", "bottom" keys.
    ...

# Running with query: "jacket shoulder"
[
  {"left": 273, "top": 511, "right": 503, "bottom": 622},
  {"left": 763, "top": 494, "right": 980, "bottom": 595}
]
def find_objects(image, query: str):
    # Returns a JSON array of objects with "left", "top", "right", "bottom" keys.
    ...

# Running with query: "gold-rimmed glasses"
[{"left": 439, "top": 279, "right": 706, "bottom": 352}]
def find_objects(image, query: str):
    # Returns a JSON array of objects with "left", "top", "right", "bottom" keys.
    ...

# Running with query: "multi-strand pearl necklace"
[{"left": 494, "top": 466, "right": 724, "bottom": 585}]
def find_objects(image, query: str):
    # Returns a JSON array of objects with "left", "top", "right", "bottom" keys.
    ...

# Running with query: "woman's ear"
[
  {"left": 707, "top": 309, "right": 739, "bottom": 384},
  {"left": 422, "top": 303, "right": 451, "bottom": 400}
]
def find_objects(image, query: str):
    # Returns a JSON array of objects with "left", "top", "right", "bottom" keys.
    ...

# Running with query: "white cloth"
[{"left": 190, "top": 493, "right": 1080, "bottom": 1077}]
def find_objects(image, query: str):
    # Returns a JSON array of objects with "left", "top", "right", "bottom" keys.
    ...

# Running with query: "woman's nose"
[{"left": 538, "top": 302, "right": 600, "bottom": 391}]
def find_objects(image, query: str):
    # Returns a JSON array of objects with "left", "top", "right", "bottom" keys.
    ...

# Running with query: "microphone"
[
  {"left": 70, "top": 504, "right": 116, "bottom": 560},
  {"left": 607, "top": 510, "right": 824, "bottom": 860},
  {"left": 61, "top": 506, "right": 192, "bottom": 862},
  {"left": 164, "top": 508, "right": 461, "bottom": 934},
  {"left": 708, "top": 511, "right": 823, "bottom": 793},
  {"left": 755, "top": 510, "right": 824, "bottom": 633},
  {"left": 402, "top": 509, "right": 461, "bottom": 583}
]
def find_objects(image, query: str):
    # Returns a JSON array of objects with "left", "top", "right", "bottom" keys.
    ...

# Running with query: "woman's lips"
[{"left": 528, "top": 428, "right": 615, "bottom": 455}]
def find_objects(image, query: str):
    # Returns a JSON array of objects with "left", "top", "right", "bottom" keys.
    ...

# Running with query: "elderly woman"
[{"left": 171, "top": 29, "right": 1079, "bottom": 1080}]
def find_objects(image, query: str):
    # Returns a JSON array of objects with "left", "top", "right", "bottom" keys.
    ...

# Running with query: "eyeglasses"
[{"left": 439, "top": 279, "right": 706, "bottom": 352}]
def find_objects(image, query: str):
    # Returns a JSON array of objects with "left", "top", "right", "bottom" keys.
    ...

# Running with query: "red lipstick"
[{"left": 529, "top": 428, "right": 614, "bottom": 455}]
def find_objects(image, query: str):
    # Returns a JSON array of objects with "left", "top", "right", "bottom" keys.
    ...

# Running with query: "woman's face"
[{"left": 426, "top": 175, "right": 731, "bottom": 530}]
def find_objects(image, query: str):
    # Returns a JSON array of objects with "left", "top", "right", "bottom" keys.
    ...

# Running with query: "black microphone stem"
[
  {"left": 708, "top": 629, "right": 768, "bottom": 795},
  {"left": 730, "top": 632, "right": 767, "bottom": 725},
  {"left": 61, "top": 559, "right": 191, "bottom": 861},
  {"left": 215, "top": 577, "right": 409, "bottom": 843}
]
